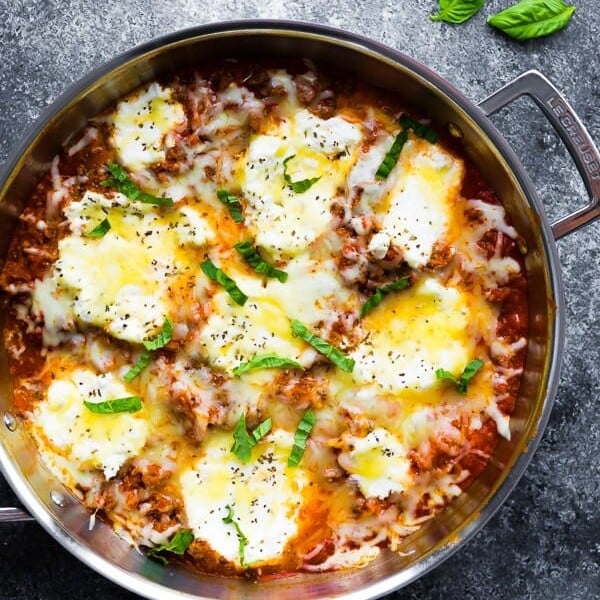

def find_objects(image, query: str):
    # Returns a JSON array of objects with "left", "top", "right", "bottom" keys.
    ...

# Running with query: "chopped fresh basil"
[
  {"left": 217, "top": 189, "right": 244, "bottom": 223},
  {"left": 287, "top": 409, "right": 316, "bottom": 467},
  {"left": 430, "top": 0, "right": 485, "bottom": 24},
  {"left": 83, "top": 218, "right": 111, "bottom": 238},
  {"left": 359, "top": 276, "right": 411, "bottom": 319},
  {"left": 123, "top": 350, "right": 151, "bottom": 383},
  {"left": 487, "top": 0, "right": 575, "bottom": 41},
  {"left": 233, "top": 354, "right": 303, "bottom": 377},
  {"left": 200, "top": 259, "right": 248, "bottom": 306},
  {"left": 398, "top": 115, "right": 439, "bottom": 144},
  {"left": 283, "top": 155, "right": 321, "bottom": 193},
  {"left": 251, "top": 418, "right": 272, "bottom": 443},
  {"left": 147, "top": 530, "right": 194, "bottom": 565},
  {"left": 231, "top": 413, "right": 272, "bottom": 462},
  {"left": 123, "top": 320, "right": 173, "bottom": 382},
  {"left": 143, "top": 318, "right": 173, "bottom": 351},
  {"left": 222, "top": 505, "right": 249, "bottom": 568},
  {"left": 83, "top": 396, "right": 142, "bottom": 414},
  {"left": 101, "top": 162, "right": 173, "bottom": 207},
  {"left": 234, "top": 241, "right": 288, "bottom": 283},
  {"left": 375, "top": 130, "right": 409, "bottom": 180},
  {"left": 290, "top": 320, "right": 355, "bottom": 373},
  {"left": 435, "top": 359, "right": 484, "bottom": 394}
]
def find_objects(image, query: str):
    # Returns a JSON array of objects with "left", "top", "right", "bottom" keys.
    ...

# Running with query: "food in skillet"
[{"left": 0, "top": 60, "right": 528, "bottom": 575}]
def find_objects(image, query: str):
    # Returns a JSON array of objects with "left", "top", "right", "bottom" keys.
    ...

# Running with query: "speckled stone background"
[{"left": 0, "top": 1, "right": 598, "bottom": 599}]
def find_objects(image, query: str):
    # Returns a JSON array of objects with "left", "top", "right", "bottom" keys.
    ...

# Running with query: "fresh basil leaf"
[
  {"left": 231, "top": 413, "right": 255, "bottom": 463},
  {"left": 431, "top": 0, "right": 485, "bottom": 24},
  {"left": 83, "top": 396, "right": 142, "bottom": 414},
  {"left": 123, "top": 350, "right": 151, "bottom": 382},
  {"left": 375, "top": 130, "right": 409, "bottom": 180},
  {"left": 435, "top": 368, "right": 458, "bottom": 386},
  {"left": 283, "top": 155, "right": 321, "bottom": 193},
  {"left": 487, "top": 0, "right": 575, "bottom": 41},
  {"left": 222, "top": 505, "right": 249, "bottom": 568},
  {"left": 143, "top": 318, "right": 173, "bottom": 351},
  {"left": 231, "top": 413, "right": 272, "bottom": 462},
  {"left": 436, "top": 359, "right": 484, "bottom": 394},
  {"left": 290, "top": 320, "right": 354, "bottom": 373},
  {"left": 287, "top": 409, "right": 316, "bottom": 467},
  {"left": 147, "top": 530, "right": 194, "bottom": 565},
  {"left": 457, "top": 358, "right": 484, "bottom": 393},
  {"left": 359, "top": 276, "right": 411, "bottom": 318},
  {"left": 398, "top": 115, "right": 439, "bottom": 144},
  {"left": 101, "top": 162, "right": 173, "bottom": 207},
  {"left": 217, "top": 189, "right": 244, "bottom": 223},
  {"left": 83, "top": 218, "right": 111, "bottom": 238},
  {"left": 122, "top": 320, "right": 172, "bottom": 383},
  {"left": 200, "top": 259, "right": 248, "bottom": 306},
  {"left": 251, "top": 417, "right": 272, "bottom": 443},
  {"left": 233, "top": 354, "right": 303, "bottom": 377},
  {"left": 234, "top": 241, "right": 288, "bottom": 283}
]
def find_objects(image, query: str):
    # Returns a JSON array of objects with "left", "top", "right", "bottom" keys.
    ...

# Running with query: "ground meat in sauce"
[{"left": 0, "top": 59, "right": 528, "bottom": 578}]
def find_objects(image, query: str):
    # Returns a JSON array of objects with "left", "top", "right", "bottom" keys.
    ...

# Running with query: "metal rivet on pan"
[
  {"left": 448, "top": 123, "right": 464, "bottom": 139},
  {"left": 50, "top": 489, "right": 66, "bottom": 508},
  {"left": 3, "top": 412, "right": 17, "bottom": 432}
]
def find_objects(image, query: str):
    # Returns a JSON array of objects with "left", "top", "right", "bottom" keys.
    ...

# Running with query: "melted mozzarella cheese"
[
  {"left": 35, "top": 191, "right": 211, "bottom": 344},
  {"left": 376, "top": 140, "right": 463, "bottom": 268},
  {"left": 338, "top": 428, "right": 413, "bottom": 499},
  {"left": 30, "top": 369, "right": 148, "bottom": 485},
  {"left": 110, "top": 83, "right": 186, "bottom": 171},
  {"left": 351, "top": 277, "right": 473, "bottom": 392},
  {"left": 179, "top": 429, "right": 307, "bottom": 567},
  {"left": 456, "top": 198, "right": 522, "bottom": 288},
  {"left": 240, "top": 109, "right": 362, "bottom": 258},
  {"left": 31, "top": 275, "right": 75, "bottom": 347},
  {"left": 347, "top": 134, "right": 394, "bottom": 211},
  {"left": 232, "top": 253, "right": 358, "bottom": 327},
  {"left": 194, "top": 290, "right": 315, "bottom": 374}
]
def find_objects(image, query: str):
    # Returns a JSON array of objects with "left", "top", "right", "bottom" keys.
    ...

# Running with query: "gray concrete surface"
[{"left": 0, "top": 0, "right": 598, "bottom": 599}]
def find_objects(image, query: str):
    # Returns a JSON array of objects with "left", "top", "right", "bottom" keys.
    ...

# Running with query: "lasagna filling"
[{"left": 0, "top": 61, "right": 528, "bottom": 576}]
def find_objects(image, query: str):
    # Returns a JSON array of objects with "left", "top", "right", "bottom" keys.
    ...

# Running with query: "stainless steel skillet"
[{"left": 0, "top": 20, "right": 598, "bottom": 600}]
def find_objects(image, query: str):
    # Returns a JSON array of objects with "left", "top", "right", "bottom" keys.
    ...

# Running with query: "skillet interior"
[{"left": 0, "top": 22, "right": 563, "bottom": 600}]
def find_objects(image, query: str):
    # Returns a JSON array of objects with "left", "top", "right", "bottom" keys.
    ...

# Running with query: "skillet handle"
[
  {"left": 478, "top": 69, "right": 600, "bottom": 240},
  {"left": 0, "top": 506, "right": 34, "bottom": 522}
]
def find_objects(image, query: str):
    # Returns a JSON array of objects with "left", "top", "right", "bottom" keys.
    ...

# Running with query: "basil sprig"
[
  {"left": 231, "top": 413, "right": 272, "bottom": 462},
  {"left": 487, "top": 0, "right": 575, "bottom": 41},
  {"left": 290, "top": 320, "right": 355, "bottom": 373},
  {"left": 83, "top": 218, "right": 111, "bottom": 238},
  {"left": 222, "top": 505, "right": 249, "bottom": 568},
  {"left": 436, "top": 359, "right": 484, "bottom": 394},
  {"left": 234, "top": 241, "right": 288, "bottom": 283},
  {"left": 147, "top": 530, "right": 194, "bottom": 565},
  {"left": 431, "top": 0, "right": 485, "bottom": 24},
  {"left": 123, "top": 319, "right": 173, "bottom": 382},
  {"left": 360, "top": 276, "right": 411, "bottom": 319},
  {"left": 83, "top": 396, "right": 142, "bottom": 414},
  {"left": 217, "top": 189, "right": 244, "bottom": 223},
  {"left": 288, "top": 409, "right": 316, "bottom": 467},
  {"left": 200, "top": 259, "right": 248, "bottom": 306},
  {"left": 283, "top": 155, "right": 321, "bottom": 193},
  {"left": 101, "top": 162, "right": 173, "bottom": 207},
  {"left": 233, "top": 354, "right": 303, "bottom": 377}
]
